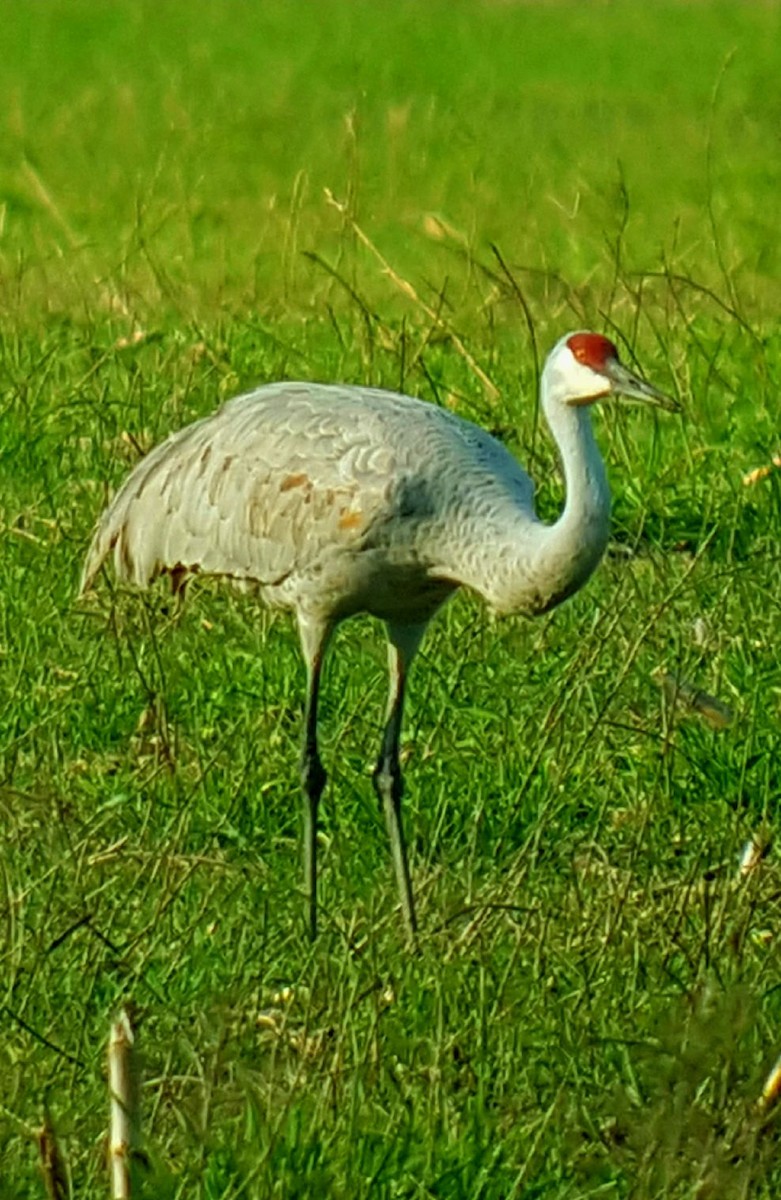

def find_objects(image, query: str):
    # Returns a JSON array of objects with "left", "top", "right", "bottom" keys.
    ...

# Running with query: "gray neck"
[
  {"left": 550, "top": 401, "right": 611, "bottom": 563},
  {"left": 482, "top": 400, "right": 611, "bottom": 615}
]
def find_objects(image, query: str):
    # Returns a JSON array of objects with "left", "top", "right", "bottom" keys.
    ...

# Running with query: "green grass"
[{"left": 3, "top": 1, "right": 781, "bottom": 1195}]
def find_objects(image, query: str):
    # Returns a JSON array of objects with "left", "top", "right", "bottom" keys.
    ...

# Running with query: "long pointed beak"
[{"left": 606, "top": 358, "right": 680, "bottom": 412}]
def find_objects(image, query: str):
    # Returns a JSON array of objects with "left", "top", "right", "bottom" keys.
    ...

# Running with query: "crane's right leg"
[
  {"left": 374, "top": 622, "right": 427, "bottom": 941},
  {"left": 298, "top": 618, "right": 332, "bottom": 941}
]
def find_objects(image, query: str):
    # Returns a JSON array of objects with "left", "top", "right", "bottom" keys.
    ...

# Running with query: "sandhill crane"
[{"left": 81, "top": 331, "right": 677, "bottom": 940}]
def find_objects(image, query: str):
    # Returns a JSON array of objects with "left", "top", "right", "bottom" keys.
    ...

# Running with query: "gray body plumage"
[{"left": 81, "top": 381, "right": 602, "bottom": 623}]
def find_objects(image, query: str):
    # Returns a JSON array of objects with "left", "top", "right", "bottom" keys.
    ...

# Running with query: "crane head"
[{"left": 544, "top": 331, "right": 679, "bottom": 412}]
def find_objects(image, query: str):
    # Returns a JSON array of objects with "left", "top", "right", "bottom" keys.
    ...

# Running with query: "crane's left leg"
[
  {"left": 374, "top": 622, "right": 426, "bottom": 939},
  {"left": 297, "top": 616, "right": 333, "bottom": 941}
]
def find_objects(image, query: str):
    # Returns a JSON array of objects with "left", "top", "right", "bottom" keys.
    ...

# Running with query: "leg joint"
[
  {"left": 301, "top": 746, "right": 327, "bottom": 802},
  {"left": 373, "top": 756, "right": 404, "bottom": 808}
]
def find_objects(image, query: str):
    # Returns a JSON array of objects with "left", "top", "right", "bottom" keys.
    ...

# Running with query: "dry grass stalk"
[
  {"left": 653, "top": 668, "right": 734, "bottom": 730},
  {"left": 37, "top": 1111, "right": 68, "bottom": 1200},
  {"left": 108, "top": 1008, "right": 140, "bottom": 1200},
  {"left": 738, "top": 833, "right": 771, "bottom": 879},
  {"left": 758, "top": 1053, "right": 781, "bottom": 1112},
  {"left": 324, "top": 188, "right": 500, "bottom": 400},
  {"left": 743, "top": 456, "right": 781, "bottom": 486}
]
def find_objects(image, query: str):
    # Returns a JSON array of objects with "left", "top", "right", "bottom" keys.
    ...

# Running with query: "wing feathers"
[
  {"left": 80, "top": 380, "right": 536, "bottom": 602},
  {"left": 80, "top": 386, "right": 395, "bottom": 596}
]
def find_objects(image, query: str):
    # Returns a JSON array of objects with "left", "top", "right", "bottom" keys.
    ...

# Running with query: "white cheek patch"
[{"left": 552, "top": 350, "right": 611, "bottom": 404}]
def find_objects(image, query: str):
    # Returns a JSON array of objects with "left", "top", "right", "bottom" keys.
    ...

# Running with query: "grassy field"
[{"left": 3, "top": 0, "right": 781, "bottom": 1195}]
